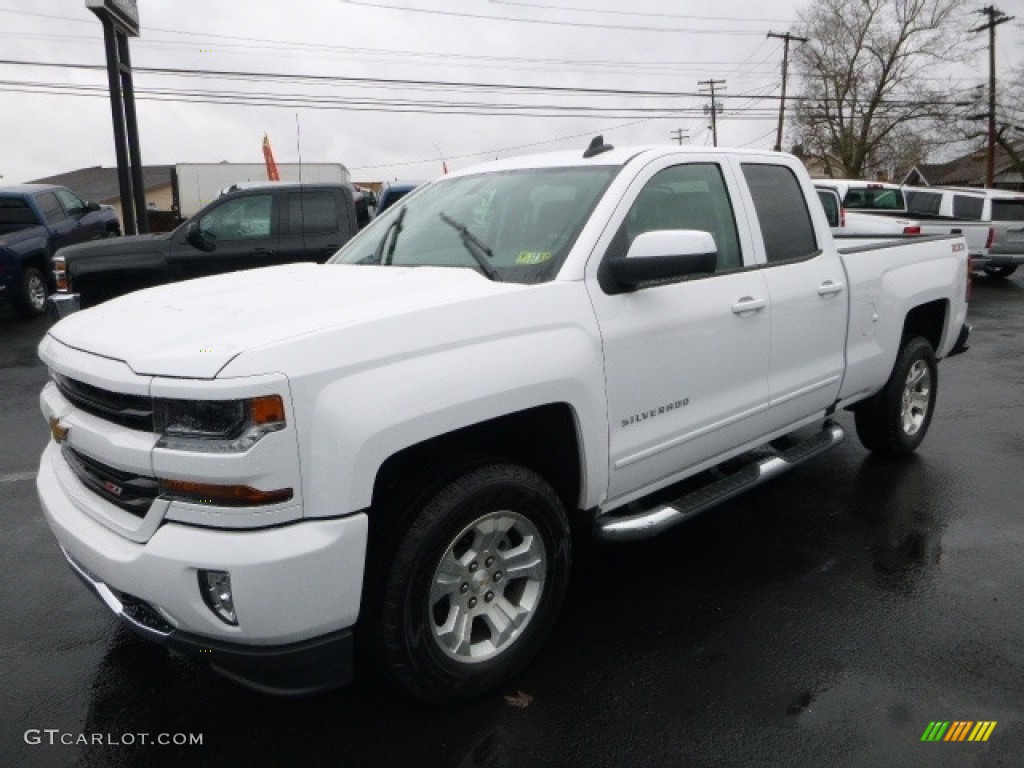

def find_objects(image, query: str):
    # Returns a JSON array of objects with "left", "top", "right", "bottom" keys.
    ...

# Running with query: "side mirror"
[
  {"left": 607, "top": 230, "right": 717, "bottom": 291},
  {"left": 186, "top": 222, "right": 216, "bottom": 252},
  {"left": 85, "top": 201, "right": 101, "bottom": 212}
]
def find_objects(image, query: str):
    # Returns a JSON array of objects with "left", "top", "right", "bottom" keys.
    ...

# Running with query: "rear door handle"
[
  {"left": 818, "top": 281, "right": 844, "bottom": 297},
  {"left": 731, "top": 297, "right": 766, "bottom": 314}
]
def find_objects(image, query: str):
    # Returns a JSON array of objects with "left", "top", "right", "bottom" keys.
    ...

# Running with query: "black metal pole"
[
  {"left": 117, "top": 30, "right": 148, "bottom": 232},
  {"left": 101, "top": 18, "right": 136, "bottom": 235}
]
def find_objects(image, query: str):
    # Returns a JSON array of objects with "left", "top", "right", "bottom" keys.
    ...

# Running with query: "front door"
[
  {"left": 177, "top": 192, "right": 278, "bottom": 281},
  {"left": 588, "top": 158, "right": 771, "bottom": 503}
]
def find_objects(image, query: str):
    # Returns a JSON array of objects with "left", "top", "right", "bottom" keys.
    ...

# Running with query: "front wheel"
[
  {"left": 370, "top": 462, "right": 570, "bottom": 703},
  {"left": 983, "top": 264, "right": 1017, "bottom": 279},
  {"left": 854, "top": 336, "right": 938, "bottom": 456},
  {"left": 12, "top": 266, "right": 49, "bottom": 319}
]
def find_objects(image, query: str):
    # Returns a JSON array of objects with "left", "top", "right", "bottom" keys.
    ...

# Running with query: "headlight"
[{"left": 154, "top": 395, "right": 286, "bottom": 452}]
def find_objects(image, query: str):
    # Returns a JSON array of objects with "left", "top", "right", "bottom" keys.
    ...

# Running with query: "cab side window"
[
  {"left": 54, "top": 189, "right": 87, "bottom": 217},
  {"left": 742, "top": 164, "right": 818, "bottom": 263},
  {"left": 952, "top": 195, "right": 984, "bottom": 221},
  {"left": 200, "top": 194, "right": 273, "bottom": 240},
  {"left": 287, "top": 191, "right": 338, "bottom": 236},
  {"left": 618, "top": 163, "right": 743, "bottom": 272},
  {"left": 36, "top": 192, "right": 67, "bottom": 225}
]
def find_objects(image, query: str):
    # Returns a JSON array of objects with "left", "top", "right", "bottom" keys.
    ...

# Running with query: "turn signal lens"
[{"left": 160, "top": 478, "right": 293, "bottom": 507}]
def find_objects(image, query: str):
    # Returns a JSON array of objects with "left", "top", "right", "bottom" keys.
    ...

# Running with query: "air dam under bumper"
[{"left": 62, "top": 545, "right": 353, "bottom": 695}]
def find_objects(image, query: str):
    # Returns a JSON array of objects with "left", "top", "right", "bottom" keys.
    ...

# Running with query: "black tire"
[
  {"left": 854, "top": 336, "right": 938, "bottom": 456},
  {"left": 983, "top": 264, "right": 1017, "bottom": 279},
  {"left": 12, "top": 266, "right": 49, "bottom": 319},
  {"left": 369, "top": 461, "right": 570, "bottom": 703}
]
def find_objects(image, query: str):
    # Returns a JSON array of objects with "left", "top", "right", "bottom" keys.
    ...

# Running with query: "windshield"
[{"left": 329, "top": 166, "right": 618, "bottom": 283}]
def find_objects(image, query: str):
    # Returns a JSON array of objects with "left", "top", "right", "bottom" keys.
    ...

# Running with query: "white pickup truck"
[{"left": 36, "top": 140, "right": 970, "bottom": 702}]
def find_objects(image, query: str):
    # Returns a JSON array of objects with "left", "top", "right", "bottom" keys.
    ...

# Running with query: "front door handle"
[
  {"left": 818, "top": 281, "right": 844, "bottom": 297},
  {"left": 731, "top": 296, "right": 766, "bottom": 314}
]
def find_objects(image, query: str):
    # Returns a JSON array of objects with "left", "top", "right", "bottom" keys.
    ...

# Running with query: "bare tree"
[{"left": 792, "top": 0, "right": 969, "bottom": 179}]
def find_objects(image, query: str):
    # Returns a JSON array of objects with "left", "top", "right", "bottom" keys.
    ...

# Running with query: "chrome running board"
[{"left": 594, "top": 422, "right": 845, "bottom": 542}]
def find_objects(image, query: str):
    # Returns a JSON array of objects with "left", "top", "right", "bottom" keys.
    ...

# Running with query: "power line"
[
  {"left": 487, "top": 1, "right": 795, "bottom": 24},
  {"left": 0, "top": 59, "right": 981, "bottom": 111},
  {"left": 340, "top": 1, "right": 771, "bottom": 36}
]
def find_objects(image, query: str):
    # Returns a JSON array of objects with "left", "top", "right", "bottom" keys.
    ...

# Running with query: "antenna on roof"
[
  {"left": 295, "top": 113, "right": 303, "bottom": 185},
  {"left": 583, "top": 136, "right": 614, "bottom": 159}
]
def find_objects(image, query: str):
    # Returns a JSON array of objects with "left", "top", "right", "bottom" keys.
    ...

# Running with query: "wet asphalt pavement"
[{"left": 1, "top": 276, "right": 1022, "bottom": 768}]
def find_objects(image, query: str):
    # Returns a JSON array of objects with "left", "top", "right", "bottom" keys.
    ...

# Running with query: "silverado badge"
[{"left": 49, "top": 417, "right": 69, "bottom": 444}]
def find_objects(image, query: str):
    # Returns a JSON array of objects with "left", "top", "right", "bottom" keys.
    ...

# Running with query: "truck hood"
[
  {"left": 47, "top": 263, "right": 519, "bottom": 378},
  {"left": 60, "top": 232, "right": 170, "bottom": 260}
]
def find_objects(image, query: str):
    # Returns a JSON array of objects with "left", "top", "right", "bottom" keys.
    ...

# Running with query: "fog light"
[{"left": 199, "top": 569, "right": 238, "bottom": 626}]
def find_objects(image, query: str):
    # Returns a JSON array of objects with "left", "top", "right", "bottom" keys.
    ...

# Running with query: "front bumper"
[
  {"left": 62, "top": 545, "right": 354, "bottom": 695},
  {"left": 47, "top": 292, "right": 81, "bottom": 320},
  {"left": 37, "top": 444, "right": 369, "bottom": 695}
]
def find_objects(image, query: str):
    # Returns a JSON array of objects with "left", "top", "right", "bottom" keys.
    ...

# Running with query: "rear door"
[
  {"left": 738, "top": 162, "right": 847, "bottom": 433},
  {"left": 276, "top": 188, "right": 354, "bottom": 265},
  {"left": 589, "top": 156, "right": 771, "bottom": 501}
]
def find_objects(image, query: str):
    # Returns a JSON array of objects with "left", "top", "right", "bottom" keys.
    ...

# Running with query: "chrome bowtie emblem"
[{"left": 49, "top": 416, "right": 69, "bottom": 444}]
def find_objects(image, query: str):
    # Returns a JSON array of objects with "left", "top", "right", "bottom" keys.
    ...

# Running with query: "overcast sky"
[{"left": 0, "top": 0, "right": 1021, "bottom": 186}]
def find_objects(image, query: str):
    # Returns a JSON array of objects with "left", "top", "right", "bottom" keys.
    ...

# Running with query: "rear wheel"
[
  {"left": 854, "top": 336, "right": 937, "bottom": 456},
  {"left": 983, "top": 264, "right": 1017, "bottom": 279},
  {"left": 12, "top": 266, "right": 48, "bottom": 319},
  {"left": 369, "top": 461, "right": 570, "bottom": 703}
]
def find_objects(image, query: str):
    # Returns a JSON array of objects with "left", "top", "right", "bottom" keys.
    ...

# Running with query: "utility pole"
[
  {"left": 670, "top": 128, "right": 688, "bottom": 145},
  {"left": 699, "top": 79, "right": 726, "bottom": 147},
  {"left": 971, "top": 6, "right": 1013, "bottom": 188},
  {"left": 767, "top": 31, "right": 808, "bottom": 152}
]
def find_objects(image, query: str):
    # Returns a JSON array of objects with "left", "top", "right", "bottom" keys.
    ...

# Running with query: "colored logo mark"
[{"left": 921, "top": 721, "right": 997, "bottom": 742}]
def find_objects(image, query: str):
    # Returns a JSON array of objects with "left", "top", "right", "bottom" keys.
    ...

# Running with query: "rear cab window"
[
  {"left": 842, "top": 185, "right": 905, "bottom": 211},
  {"left": 742, "top": 164, "right": 818, "bottom": 263}
]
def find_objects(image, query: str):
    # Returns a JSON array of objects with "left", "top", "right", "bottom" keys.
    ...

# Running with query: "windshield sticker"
[{"left": 516, "top": 251, "right": 553, "bottom": 265}]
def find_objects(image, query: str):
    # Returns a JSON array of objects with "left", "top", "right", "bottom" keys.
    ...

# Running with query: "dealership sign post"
[{"left": 85, "top": 0, "right": 148, "bottom": 234}]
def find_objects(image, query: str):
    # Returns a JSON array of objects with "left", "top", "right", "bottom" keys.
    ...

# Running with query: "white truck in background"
[
  {"left": 172, "top": 162, "right": 350, "bottom": 218},
  {"left": 37, "top": 141, "right": 970, "bottom": 703},
  {"left": 815, "top": 186, "right": 922, "bottom": 237},
  {"left": 816, "top": 179, "right": 995, "bottom": 266}
]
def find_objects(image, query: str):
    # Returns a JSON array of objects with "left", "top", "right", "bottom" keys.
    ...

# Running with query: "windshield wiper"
[
  {"left": 439, "top": 212, "right": 499, "bottom": 281},
  {"left": 373, "top": 205, "right": 407, "bottom": 265}
]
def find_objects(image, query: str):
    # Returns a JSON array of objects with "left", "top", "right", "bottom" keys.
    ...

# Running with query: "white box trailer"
[{"left": 172, "top": 163, "right": 350, "bottom": 217}]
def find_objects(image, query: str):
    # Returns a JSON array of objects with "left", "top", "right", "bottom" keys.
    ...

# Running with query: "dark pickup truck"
[
  {"left": 0, "top": 185, "right": 120, "bottom": 318},
  {"left": 50, "top": 182, "right": 359, "bottom": 316}
]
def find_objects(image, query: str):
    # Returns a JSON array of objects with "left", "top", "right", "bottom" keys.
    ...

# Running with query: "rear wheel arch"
[{"left": 901, "top": 300, "right": 947, "bottom": 355}]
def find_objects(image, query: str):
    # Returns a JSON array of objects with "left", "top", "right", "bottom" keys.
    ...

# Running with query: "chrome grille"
[
  {"left": 61, "top": 446, "right": 159, "bottom": 517},
  {"left": 52, "top": 373, "right": 153, "bottom": 431}
]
